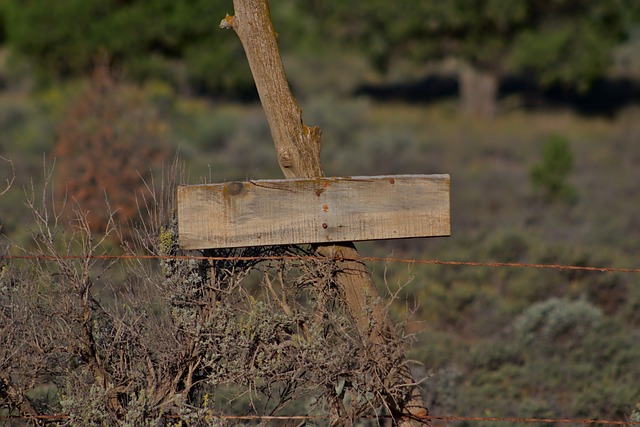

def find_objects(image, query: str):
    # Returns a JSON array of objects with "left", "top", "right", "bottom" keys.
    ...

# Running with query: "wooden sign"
[{"left": 177, "top": 174, "right": 450, "bottom": 250}]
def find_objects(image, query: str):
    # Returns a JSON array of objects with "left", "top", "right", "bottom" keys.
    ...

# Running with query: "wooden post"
[
  {"left": 219, "top": 1, "right": 434, "bottom": 425},
  {"left": 220, "top": 2, "right": 322, "bottom": 180}
]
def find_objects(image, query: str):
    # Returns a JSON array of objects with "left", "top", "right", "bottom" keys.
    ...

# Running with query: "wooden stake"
[{"left": 221, "top": 1, "right": 432, "bottom": 424}]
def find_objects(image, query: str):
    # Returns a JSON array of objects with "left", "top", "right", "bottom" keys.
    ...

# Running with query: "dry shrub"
[
  {"left": 53, "top": 60, "right": 170, "bottom": 241},
  {"left": 0, "top": 173, "right": 413, "bottom": 426}
]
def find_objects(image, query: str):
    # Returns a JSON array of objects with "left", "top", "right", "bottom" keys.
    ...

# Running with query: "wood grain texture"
[
  {"left": 178, "top": 174, "right": 450, "bottom": 249},
  {"left": 221, "top": 0, "right": 323, "bottom": 179}
]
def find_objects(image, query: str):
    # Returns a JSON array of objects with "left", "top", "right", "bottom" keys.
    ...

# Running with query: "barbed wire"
[
  {"left": 1, "top": 413, "right": 639, "bottom": 425},
  {"left": 2, "top": 253, "right": 640, "bottom": 274}
]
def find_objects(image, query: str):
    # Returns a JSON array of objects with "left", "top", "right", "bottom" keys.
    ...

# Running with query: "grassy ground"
[{"left": 1, "top": 76, "right": 639, "bottom": 421}]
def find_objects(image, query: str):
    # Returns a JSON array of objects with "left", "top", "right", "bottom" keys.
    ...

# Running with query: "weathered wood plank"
[{"left": 177, "top": 174, "right": 450, "bottom": 249}]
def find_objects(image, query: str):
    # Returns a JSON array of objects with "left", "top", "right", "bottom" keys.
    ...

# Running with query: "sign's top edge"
[{"left": 178, "top": 174, "right": 450, "bottom": 188}]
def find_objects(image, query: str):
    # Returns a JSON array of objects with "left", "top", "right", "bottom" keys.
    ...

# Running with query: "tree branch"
[{"left": 220, "top": 2, "right": 322, "bottom": 179}]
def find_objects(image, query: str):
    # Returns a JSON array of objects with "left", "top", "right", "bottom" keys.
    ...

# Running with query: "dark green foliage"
[
  {"left": 321, "top": 0, "right": 637, "bottom": 87},
  {"left": 506, "top": 1, "right": 635, "bottom": 90},
  {"left": 530, "top": 134, "right": 577, "bottom": 202},
  {"left": 3, "top": 0, "right": 639, "bottom": 98},
  {"left": 2, "top": 0, "right": 254, "bottom": 95}
]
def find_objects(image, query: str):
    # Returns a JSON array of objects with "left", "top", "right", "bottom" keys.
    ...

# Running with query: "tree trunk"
[
  {"left": 459, "top": 63, "right": 498, "bottom": 118},
  {"left": 222, "top": 1, "right": 428, "bottom": 426}
]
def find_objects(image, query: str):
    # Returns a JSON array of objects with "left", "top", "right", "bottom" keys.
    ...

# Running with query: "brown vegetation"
[
  {"left": 0, "top": 174, "right": 415, "bottom": 424},
  {"left": 53, "top": 61, "right": 170, "bottom": 240}
]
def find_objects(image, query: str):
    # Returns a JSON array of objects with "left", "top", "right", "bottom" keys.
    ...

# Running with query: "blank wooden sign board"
[{"left": 178, "top": 174, "right": 450, "bottom": 250}]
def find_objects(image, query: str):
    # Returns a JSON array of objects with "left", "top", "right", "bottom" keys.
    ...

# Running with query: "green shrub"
[
  {"left": 513, "top": 297, "right": 603, "bottom": 349},
  {"left": 530, "top": 134, "right": 577, "bottom": 202},
  {"left": 631, "top": 403, "right": 640, "bottom": 423}
]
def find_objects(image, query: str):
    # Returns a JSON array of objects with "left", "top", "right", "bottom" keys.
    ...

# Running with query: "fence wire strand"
[
  {"left": 1, "top": 413, "right": 639, "bottom": 425},
  {"left": 2, "top": 253, "right": 640, "bottom": 274}
]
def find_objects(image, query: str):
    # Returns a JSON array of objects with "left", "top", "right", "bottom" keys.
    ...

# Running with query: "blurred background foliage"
[{"left": 1, "top": 0, "right": 640, "bottom": 423}]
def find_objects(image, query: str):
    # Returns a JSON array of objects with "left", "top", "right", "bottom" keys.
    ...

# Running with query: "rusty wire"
[
  {"left": 1, "top": 413, "right": 639, "bottom": 425},
  {"left": 2, "top": 253, "right": 640, "bottom": 274}
]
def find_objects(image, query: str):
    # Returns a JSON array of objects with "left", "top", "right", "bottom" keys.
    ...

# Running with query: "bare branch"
[{"left": 0, "top": 156, "right": 14, "bottom": 196}]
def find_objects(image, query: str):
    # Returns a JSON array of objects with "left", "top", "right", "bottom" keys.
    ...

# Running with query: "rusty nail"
[
  {"left": 322, "top": 223, "right": 328, "bottom": 229},
  {"left": 389, "top": 178, "right": 395, "bottom": 184}
]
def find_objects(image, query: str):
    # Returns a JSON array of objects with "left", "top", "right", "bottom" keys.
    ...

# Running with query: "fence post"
[{"left": 221, "top": 1, "right": 434, "bottom": 424}]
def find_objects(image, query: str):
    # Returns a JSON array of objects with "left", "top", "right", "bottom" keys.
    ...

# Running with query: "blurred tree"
[
  {"left": 53, "top": 61, "right": 170, "bottom": 239},
  {"left": 312, "top": 0, "right": 639, "bottom": 116},
  {"left": 2, "top": 0, "right": 639, "bottom": 106},
  {"left": 2, "top": 0, "right": 254, "bottom": 96}
]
